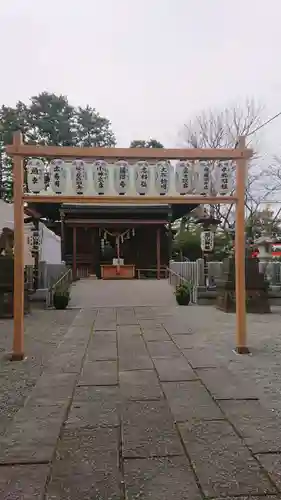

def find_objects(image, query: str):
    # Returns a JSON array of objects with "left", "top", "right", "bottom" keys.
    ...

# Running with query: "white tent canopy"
[
  {"left": 0, "top": 199, "right": 33, "bottom": 264},
  {"left": 0, "top": 199, "right": 29, "bottom": 232},
  {"left": 0, "top": 200, "right": 62, "bottom": 265}
]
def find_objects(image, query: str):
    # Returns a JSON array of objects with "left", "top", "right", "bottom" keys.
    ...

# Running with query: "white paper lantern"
[
  {"left": 217, "top": 161, "right": 231, "bottom": 194},
  {"left": 72, "top": 160, "right": 87, "bottom": 195},
  {"left": 49, "top": 159, "right": 67, "bottom": 194},
  {"left": 197, "top": 162, "right": 210, "bottom": 194},
  {"left": 155, "top": 161, "right": 170, "bottom": 195},
  {"left": 200, "top": 231, "right": 214, "bottom": 252},
  {"left": 27, "top": 159, "right": 45, "bottom": 194},
  {"left": 175, "top": 161, "right": 193, "bottom": 194},
  {"left": 93, "top": 160, "right": 109, "bottom": 195},
  {"left": 114, "top": 161, "right": 130, "bottom": 195},
  {"left": 135, "top": 161, "right": 151, "bottom": 195}
]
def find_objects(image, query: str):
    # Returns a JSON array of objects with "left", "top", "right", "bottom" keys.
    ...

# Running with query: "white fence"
[
  {"left": 168, "top": 268, "right": 198, "bottom": 303},
  {"left": 169, "top": 259, "right": 281, "bottom": 303},
  {"left": 46, "top": 268, "right": 73, "bottom": 308}
]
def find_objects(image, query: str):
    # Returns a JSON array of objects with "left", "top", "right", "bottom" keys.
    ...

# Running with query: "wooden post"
[
  {"left": 168, "top": 206, "right": 173, "bottom": 264},
  {"left": 235, "top": 136, "right": 249, "bottom": 354},
  {"left": 33, "top": 218, "right": 39, "bottom": 291},
  {"left": 156, "top": 227, "right": 161, "bottom": 279},
  {"left": 116, "top": 234, "right": 120, "bottom": 275},
  {"left": 73, "top": 226, "right": 77, "bottom": 280},
  {"left": 60, "top": 210, "right": 65, "bottom": 262},
  {"left": 12, "top": 131, "right": 25, "bottom": 361}
]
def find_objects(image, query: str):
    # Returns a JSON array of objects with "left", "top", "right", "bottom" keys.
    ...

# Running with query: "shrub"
[{"left": 175, "top": 281, "right": 192, "bottom": 305}]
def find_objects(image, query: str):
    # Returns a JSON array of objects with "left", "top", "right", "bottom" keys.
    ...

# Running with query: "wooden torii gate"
[{"left": 6, "top": 131, "right": 252, "bottom": 360}]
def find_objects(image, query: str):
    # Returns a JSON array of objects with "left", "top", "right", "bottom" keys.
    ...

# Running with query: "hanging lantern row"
[
  {"left": 200, "top": 231, "right": 214, "bottom": 252},
  {"left": 26, "top": 159, "right": 233, "bottom": 197}
]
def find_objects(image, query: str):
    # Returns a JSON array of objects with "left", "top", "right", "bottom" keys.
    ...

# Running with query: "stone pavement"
[
  {"left": 1, "top": 281, "right": 281, "bottom": 498},
  {"left": 69, "top": 278, "right": 177, "bottom": 307}
]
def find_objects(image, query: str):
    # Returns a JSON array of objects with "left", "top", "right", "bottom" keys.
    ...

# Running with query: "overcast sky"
[{"left": 1, "top": 0, "right": 280, "bottom": 152}]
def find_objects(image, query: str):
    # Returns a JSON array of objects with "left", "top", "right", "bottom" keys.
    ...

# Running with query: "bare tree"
[
  {"left": 182, "top": 98, "right": 262, "bottom": 150},
  {"left": 180, "top": 99, "right": 274, "bottom": 231}
]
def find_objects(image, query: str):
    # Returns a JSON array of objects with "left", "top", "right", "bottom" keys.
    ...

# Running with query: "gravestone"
[
  {"left": 0, "top": 256, "right": 30, "bottom": 318},
  {"left": 216, "top": 257, "right": 271, "bottom": 313}
]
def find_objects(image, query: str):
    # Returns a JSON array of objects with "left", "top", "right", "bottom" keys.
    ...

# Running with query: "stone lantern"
[
  {"left": 255, "top": 233, "right": 274, "bottom": 261},
  {"left": 195, "top": 211, "right": 221, "bottom": 287}
]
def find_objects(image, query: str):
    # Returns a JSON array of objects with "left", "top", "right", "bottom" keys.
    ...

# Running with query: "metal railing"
[
  {"left": 167, "top": 268, "right": 197, "bottom": 303},
  {"left": 24, "top": 265, "right": 34, "bottom": 290},
  {"left": 136, "top": 267, "right": 168, "bottom": 279},
  {"left": 46, "top": 268, "right": 73, "bottom": 308}
]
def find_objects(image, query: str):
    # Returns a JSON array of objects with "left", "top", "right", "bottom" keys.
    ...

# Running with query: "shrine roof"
[
  {"left": 27, "top": 202, "right": 196, "bottom": 222},
  {"left": 61, "top": 203, "right": 196, "bottom": 221}
]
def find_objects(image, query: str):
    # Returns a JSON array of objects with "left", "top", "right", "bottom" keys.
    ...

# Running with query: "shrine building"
[{"left": 26, "top": 202, "right": 195, "bottom": 279}]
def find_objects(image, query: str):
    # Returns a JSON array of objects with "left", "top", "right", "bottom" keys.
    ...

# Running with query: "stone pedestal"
[
  {"left": 216, "top": 257, "right": 271, "bottom": 313},
  {"left": 0, "top": 256, "right": 30, "bottom": 318}
]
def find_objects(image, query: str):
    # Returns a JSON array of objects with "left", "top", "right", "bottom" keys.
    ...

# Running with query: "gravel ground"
[{"left": 0, "top": 308, "right": 78, "bottom": 435}]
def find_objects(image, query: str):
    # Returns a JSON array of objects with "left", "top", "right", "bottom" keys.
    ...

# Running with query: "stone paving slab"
[
  {"left": 43, "top": 324, "right": 92, "bottom": 375},
  {"left": 219, "top": 399, "right": 281, "bottom": 453},
  {"left": 66, "top": 386, "right": 120, "bottom": 428},
  {"left": 119, "top": 355, "right": 153, "bottom": 372},
  {"left": 134, "top": 306, "right": 154, "bottom": 319},
  {"left": 94, "top": 321, "right": 117, "bottom": 331},
  {"left": 138, "top": 319, "right": 163, "bottom": 329},
  {"left": 92, "top": 330, "right": 117, "bottom": 342},
  {"left": 122, "top": 400, "right": 184, "bottom": 458},
  {"left": 124, "top": 456, "right": 202, "bottom": 499},
  {"left": 44, "top": 349, "right": 86, "bottom": 374},
  {"left": 46, "top": 427, "right": 120, "bottom": 499},
  {"left": 73, "top": 385, "right": 120, "bottom": 403},
  {"left": 86, "top": 337, "right": 117, "bottom": 361},
  {"left": 215, "top": 497, "right": 281, "bottom": 500},
  {"left": 161, "top": 317, "right": 192, "bottom": 335},
  {"left": 70, "top": 308, "right": 97, "bottom": 327},
  {"left": 0, "top": 403, "right": 67, "bottom": 464},
  {"left": 256, "top": 454, "right": 281, "bottom": 491},
  {"left": 162, "top": 380, "right": 225, "bottom": 421},
  {"left": 117, "top": 308, "right": 138, "bottom": 325},
  {"left": 117, "top": 324, "right": 143, "bottom": 337},
  {"left": 118, "top": 335, "right": 147, "bottom": 350},
  {"left": 141, "top": 325, "right": 171, "bottom": 341},
  {"left": 78, "top": 360, "right": 118, "bottom": 386},
  {"left": 172, "top": 333, "right": 196, "bottom": 349},
  {"left": 62, "top": 325, "right": 92, "bottom": 341},
  {"left": 46, "top": 470, "right": 121, "bottom": 500},
  {"left": 25, "top": 372, "right": 77, "bottom": 406},
  {"left": 196, "top": 367, "right": 259, "bottom": 400},
  {"left": 66, "top": 401, "right": 119, "bottom": 428},
  {"left": 178, "top": 419, "right": 276, "bottom": 497},
  {"left": 94, "top": 313, "right": 117, "bottom": 330},
  {"left": 120, "top": 369, "right": 163, "bottom": 400},
  {"left": 153, "top": 357, "right": 197, "bottom": 381},
  {"left": 182, "top": 346, "right": 224, "bottom": 367},
  {"left": 146, "top": 340, "right": 181, "bottom": 358},
  {"left": 0, "top": 464, "right": 49, "bottom": 500},
  {"left": 118, "top": 337, "right": 154, "bottom": 371}
]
